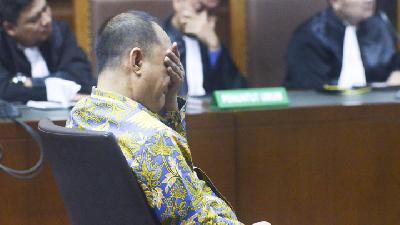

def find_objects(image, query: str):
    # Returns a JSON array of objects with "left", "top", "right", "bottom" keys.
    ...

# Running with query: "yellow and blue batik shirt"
[{"left": 66, "top": 88, "right": 242, "bottom": 225}]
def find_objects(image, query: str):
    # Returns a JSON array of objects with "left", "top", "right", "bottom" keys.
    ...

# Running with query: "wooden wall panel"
[
  {"left": 234, "top": 105, "right": 400, "bottom": 225},
  {"left": 48, "top": 0, "right": 74, "bottom": 29},
  {"left": 73, "top": 0, "right": 90, "bottom": 54},
  {"left": 230, "top": 0, "right": 247, "bottom": 74},
  {"left": 0, "top": 122, "right": 69, "bottom": 225},
  {"left": 186, "top": 112, "right": 237, "bottom": 208}
]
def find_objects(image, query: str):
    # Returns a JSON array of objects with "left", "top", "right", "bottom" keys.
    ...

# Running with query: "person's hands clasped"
[
  {"left": 182, "top": 10, "right": 220, "bottom": 50},
  {"left": 163, "top": 42, "right": 184, "bottom": 111}
]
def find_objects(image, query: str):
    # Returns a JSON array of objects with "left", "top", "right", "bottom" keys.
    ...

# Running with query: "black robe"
[
  {"left": 163, "top": 16, "right": 247, "bottom": 96},
  {"left": 0, "top": 21, "right": 94, "bottom": 102},
  {"left": 284, "top": 7, "right": 399, "bottom": 89}
]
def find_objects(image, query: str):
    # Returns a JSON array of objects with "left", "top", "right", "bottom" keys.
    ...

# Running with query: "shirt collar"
[{"left": 91, "top": 87, "right": 159, "bottom": 118}]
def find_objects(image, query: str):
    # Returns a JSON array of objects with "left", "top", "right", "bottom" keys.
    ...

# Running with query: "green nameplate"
[{"left": 213, "top": 87, "right": 289, "bottom": 109}]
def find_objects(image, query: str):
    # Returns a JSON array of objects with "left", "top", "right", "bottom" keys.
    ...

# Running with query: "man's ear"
[
  {"left": 129, "top": 47, "right": 143, "bottom": 75},
  {"left": 2, "top": 21, "right": 17, "bottom": 37}
]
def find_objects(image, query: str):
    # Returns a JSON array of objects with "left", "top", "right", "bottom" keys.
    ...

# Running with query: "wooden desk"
[
  {"left": 1, "top": 90, "right": 400, "bottom": 225},
  {"left": 233, "top": 102, "right": 400, "bottom": 225},
  {"left": 187, "top": 90, "right": 400, "bottom": 224}
]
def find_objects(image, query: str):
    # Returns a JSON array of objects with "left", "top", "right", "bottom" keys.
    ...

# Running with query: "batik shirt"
[{"left": 66, "top": 88, "right": 242, "bottom": 225}]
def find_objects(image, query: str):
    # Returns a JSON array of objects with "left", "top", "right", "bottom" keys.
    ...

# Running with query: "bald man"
[{"left": 67, "top": 10, "right": 244, "bottom": 224}]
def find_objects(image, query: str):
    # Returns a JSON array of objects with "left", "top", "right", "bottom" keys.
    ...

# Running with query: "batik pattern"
[{"left": 66, "top": 88, "right": 242, "bottom": 225}]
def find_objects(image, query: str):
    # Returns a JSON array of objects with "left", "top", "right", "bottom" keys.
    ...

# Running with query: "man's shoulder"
[
  {"left": 360, "top": 14, "right": 390, "bottom": 34},
  {"left": 0, "top": 29, "right": 16, "bottom": 62},
  {"left": 127, "top": 110, "right": 177, "bottom": 136},
  {"left": 289, "top": 8, "right": 336, "bottom": 49},
  {"left": 162, "top": 14, "right": 183, "bottom": 41},
  {"left": 0, "top": 28, "right": 7, "bottom": 42},
  {"left": 50, "top": 20, "right": 72, "bottom": 38},
  {"left": 71, "top": 92, "right": 181, "bottom": 136},
  {"left": 293, "top": 9, "right": 329, "bottom": 37},
  {"left": 162, "top": 14, "right": 174, "bottom": 31},
  {"left": 46, "top": 20, "right": 77, "bottom": 50},
  {"left": 0, "top": 28, "right": 13, "bottom": 48}
]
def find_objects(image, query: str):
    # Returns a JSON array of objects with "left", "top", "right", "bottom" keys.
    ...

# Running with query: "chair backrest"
[
  {"left": 89, "top": 0, "right": 173, "bottom": 73},
  {"left": 38, "top": 119, "right": 160, "bottom": 225},
  {"left": 246, "top": 0, "right": 327, "bottom": 87}
]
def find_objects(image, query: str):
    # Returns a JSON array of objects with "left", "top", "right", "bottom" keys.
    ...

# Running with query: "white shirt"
[
  {"left": 22, "top": 46, "right": 50, "bottom": 78},
  {"left": 183, "top": 35, "right": 206, "bottom": 96},
  {"left": 338, "top": 25, "right": 367, "bottom": 88}
]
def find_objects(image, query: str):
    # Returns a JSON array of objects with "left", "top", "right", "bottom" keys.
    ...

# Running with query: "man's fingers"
[
  {"left": 171, "top": 42, "right": 180, "bottom": 58},
  {"left": 164, "top": 56, "right": 183, "bottom": 79},
  {"left": 164, "top": 43, "right": 185, "bottom": 83},
  {"left": 168, "top": 64, "right": 181, "bottom": 77},
  {"left": 169, "top": 63, "right": 184, "bottom": 79},
  {"left": 167, "top": 44, "right": 181, "bottom": 62},
  {"left": 167, "top": 67, "right": 178, "bottom": 78},
  {"left": 164, "top": 56, "right": 183, "bottom": 78},
  {"left": 167, "top": 66, "right": 183, "bottom": 85}
]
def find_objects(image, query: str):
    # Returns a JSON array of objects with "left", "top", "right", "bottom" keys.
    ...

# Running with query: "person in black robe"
[
  {"left": 0, "top": 0, "right": 93, "bottom": 102},
  {"left": 284, "top": 0, "right": 400, "bottom": 89},
  {"left": 163, "top": 0, "right": 246, "bottom": 96}
]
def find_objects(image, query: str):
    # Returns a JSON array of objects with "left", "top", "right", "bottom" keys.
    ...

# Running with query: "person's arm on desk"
[
  {"left": 0, "top": 63, "right": 46, "bottom": 102},
  {"left": 386, "top": 71, "right": 400, "bottom": 86}
]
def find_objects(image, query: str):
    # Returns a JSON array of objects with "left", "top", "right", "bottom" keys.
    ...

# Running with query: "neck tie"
[
  {"left": 338, "top": 25, "right": 366, "bottom": 88},
  {"left": 23, "top": 47, "right": 50, "bottom": 78},
  {"left": 183, "top": 35, "right": 206, "bottom": 96}
]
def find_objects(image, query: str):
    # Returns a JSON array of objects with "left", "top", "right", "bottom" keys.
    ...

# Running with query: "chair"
[
  {"left": 246, "top": 0, "right": 327, "bottom": 87},
  {"left": 38, "top": 119, "right": 160, "bottom": 225}
]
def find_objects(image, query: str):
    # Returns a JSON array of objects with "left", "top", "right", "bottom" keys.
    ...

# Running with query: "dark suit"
[
  {"left": 0, "top": 21, "right": 93, "bottom": 102},
  {"left": 284, "top": 8, "right": 399, "bottom": 89},
  {"left": 163, "top": 16, "right": 247, "bottom": 96}
]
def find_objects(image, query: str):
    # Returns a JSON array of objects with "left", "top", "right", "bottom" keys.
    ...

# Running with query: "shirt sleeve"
[
  {"left": 160, "top": 111, "right": 186, "bottom": 137},
  {"left": 120, "top": 130, "right": 242, "bottom": 225},
  {"left": 208, "top": 48, "right": 222, "bottom": 67},
  {"left": 0, "top": 63, "right": 47, "bottom": 102},
  {"left": 159, "top": 96, "right": 187, "bottom": 137}
]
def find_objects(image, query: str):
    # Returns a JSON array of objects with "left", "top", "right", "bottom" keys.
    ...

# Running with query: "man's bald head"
[{"left": 95, "top": 10, "right": 161, "bottom": 73}]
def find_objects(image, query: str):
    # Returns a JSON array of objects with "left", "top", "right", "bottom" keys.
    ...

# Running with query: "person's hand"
[
  {"left": 252, "top": 221, "right": 271, "bottom": 225},
  {"left": 23, "top": 78, "right": 32, "bottom": 88},
  {"left": 182, "top": 10, "right": 220, "bottom": 50},
  {"left": 163, "top": 42, "right": 185, "bottom": 111},
  {"left": 72, "top": 93, "right": 89, "bottom": 102},
  {"left": 387, "top": 70, "right": 400, "bottom": 86}
]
